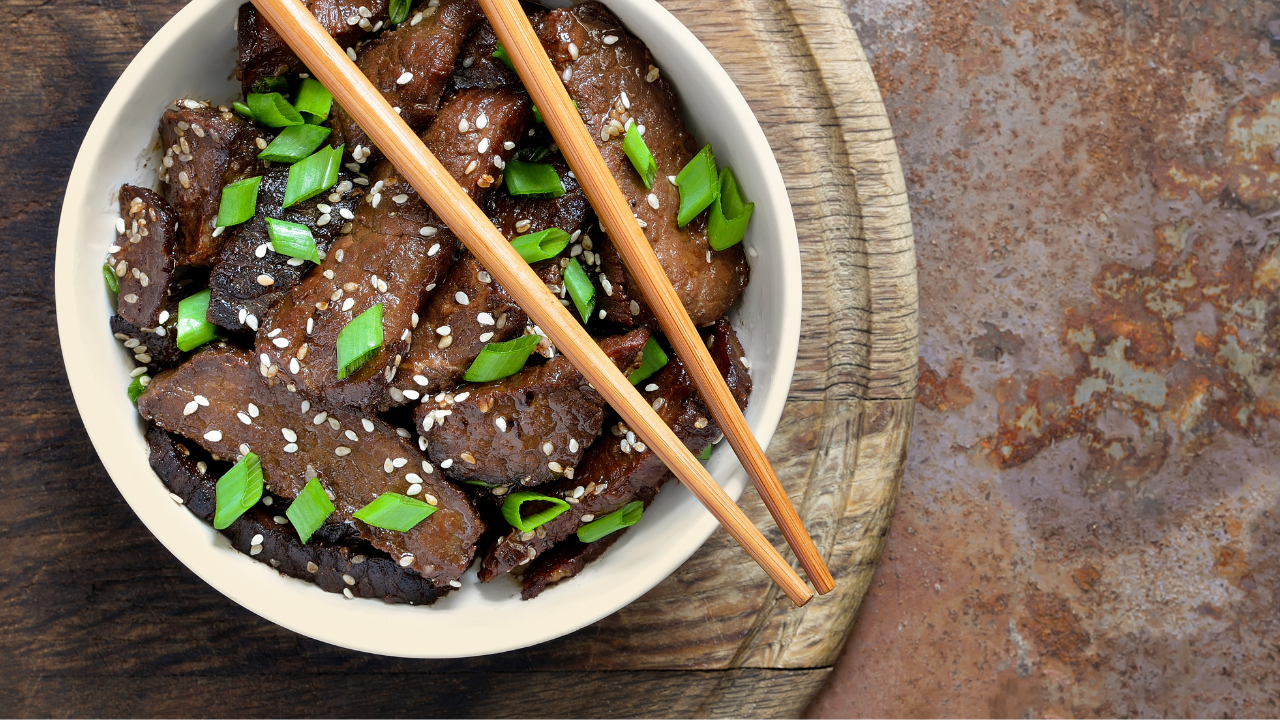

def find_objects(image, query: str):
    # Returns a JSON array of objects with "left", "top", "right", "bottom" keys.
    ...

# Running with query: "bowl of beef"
[{"left": 56, "top": 0, "right": 801, "bottom": 657}]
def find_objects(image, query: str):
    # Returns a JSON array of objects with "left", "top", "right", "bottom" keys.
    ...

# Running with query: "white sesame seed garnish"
[
  {"left": 542, "top": 442, "right": 553, "bottom": 456},
  {"left": 479, "top": 331, "right": 494, "bottom": 342},
  {"left": 272, "top": 337, "right": 289, "bottom": 348},
  {"left": 396, "top": 71, "right": 413, "bottom": 84},
  {"left": 240, "top": 443, "right": 251, "bottom": 455},
  {"left": 603, "top": 34, "right": 618, "bottom": 44},
  {"left": 183, "top": 401, "right": 199, "bottom": 416},
  {"left": 549, "top": 461, "right": 563, "bottom": 472},
  {"left": 238, "top": 412, "right": 252, "bottom": 425},
  {"left": 476, "top": 113, "right": 488, "bottom": 129},
  {"left": 747, "top": 246, "right": 759, "bottom": 259},
  {"left": 399, "top": 554, "right": 415, "bottom": 567},
  {"left": 647, "top": 193, "right": 659, "bottom": 209},
  {"left": 428, "top": 242, "right": 440, "bottom": 256},
  {"left": 283, "top": 443, "right": 298, "bottom": 453},
  {"left": 341, "top": 298, "right": 355, "bottom": 312},
  {"left": 455, "top": 291, "right": 470, "bottom": 305},
  {"left": 424, "top": 493, "right": 438, "bottom": 506},
  {"left": 392, "top": 194, "right": 408, "bottom": 204},
  {"left": 342, "top": 573, "right": 356, "bottom": 586},
  {"left": 246, "top": 314, "right": 259, "bottom": 331},
  {"left": 204, "top": 430, "right": 223, "bottom": 442},
  {"left": 257, "top": 274, "right": 274, "bottom": 286},
  {"left": 561, "top": 66, "right": 573, "bottom": 81},
  {"left": 392, "top": 457, "right": 407, "bottom": 468},
  {"left": 601, "top": 277, "right": 613, "bottom": 296},
  {"left": 335, "top": 446, "right": 351, "bottom": 456},
  {"left": 440, "top": 458, "right": 453, "bottom": 469},
  {"left": 343, "top": 587, "right": 354, "bottom": 599},
  {"left": 384, "top": 458, "right": 394, "bottom": 473},
  {"left": 464, "top": 159, "right": 478, "bottom": 174},
  {"left": 477, "top": 138, "right": 490, "bottom": 154},
  {"left": 436, "top": 325, "right": 451, "bottom": 336},
  {"left": 281, "top": 428, "right": 297, "bottom": 442},
  {"left": 459, "top": 118, "right": 470, "bottom": 132}
]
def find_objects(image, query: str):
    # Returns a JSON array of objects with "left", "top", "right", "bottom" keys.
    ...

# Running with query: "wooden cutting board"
[{"left": 0, "top": 0, "right": 915, "bottom": 716}]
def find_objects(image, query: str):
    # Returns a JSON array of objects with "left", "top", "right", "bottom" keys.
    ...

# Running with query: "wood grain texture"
[{"left": 0, "top": 0, "right": 915, "bottom": 715}]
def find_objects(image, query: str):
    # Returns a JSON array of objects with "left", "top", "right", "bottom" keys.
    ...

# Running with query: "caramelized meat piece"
[
  {"left": 519, "top": 531, "right": 624, "bottom": 600},
  {"left": 110, "top": 293, "right": 187, "bottom": 374},
  {"left": 138, "top": 347, "right": 484, "bottom": 585},
  {"left": 147, "top": 426, "right": 442, "bottom": 604},
  {"left": 160, "top": 105, "right": 266, "bottom": 266},
  {"left": 331, "top": 0, "right": 485, "bottom": 166},
  {"left": 535, "top": 3, "right": 749, "bottom": 326},
  {"left": 207, "top": 168, "right": 364, "bottom": 331},
  {"left": 483, "top": 155, "right": 593, "bottom": 241},
  {"left": 479, "top": 319, "right": 750, "bottom": 581},
  {"left": 416, "top": 328, "right": 649, "bottom": 488},
  {"left": 237, "top": 0, "right": 390, "bottom": 94},
  {"left": 259, "top": 88, "right": 530, "bottom": 409},
  {"left": 112, "top": 186, "right": 177, "bottom": 328},
  {"left": 451, "top": 18, "right": 521, "bottom": 90}
]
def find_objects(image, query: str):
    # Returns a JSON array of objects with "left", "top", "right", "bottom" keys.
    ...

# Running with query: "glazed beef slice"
[
  {"left": 331, "top": 0, "right": 485, "bottom": 165},
  {"left": 237, "top": 0, "right": 390, "bottom": 94},
  {"left": 207, "top": 168, "right": 364, "bottom": 332},
  {"left": 160, "top": 104, "right": 266, "bottom": 266},
  {"left": 416, "top": 328, "right": 649, "bottom": 489},
  {"left": 479, "top": 319, "right": 750, "bottom": 581},
  {"left": 535, "top": 3, "right": 749, "bottom": 326},
  {"left": 111, "top": 186, "right": 177, "bottom": 328},
  {"left": 147, "top": 426, "right": 442, "bottom": 604},
  {"left": 137, "top": 347, "right": 483, "bottom": 585},
  {"left": 519, "top": 531, "right": 624, "bottom": 600},
  {"left": 259, "top": 87, "right": 530, "bottom": 409}
]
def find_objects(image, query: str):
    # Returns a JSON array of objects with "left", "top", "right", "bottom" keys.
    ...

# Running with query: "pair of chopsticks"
[{"left": 250, "top": 0, "right": 833, "bottom": 605}]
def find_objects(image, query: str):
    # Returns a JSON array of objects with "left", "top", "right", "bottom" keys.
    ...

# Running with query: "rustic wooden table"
[{"left": 2, "top": 0, "right": 915, "bottom": 716}]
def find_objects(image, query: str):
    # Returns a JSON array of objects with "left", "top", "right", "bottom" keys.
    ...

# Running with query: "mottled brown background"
[{"left": 810, "top": 0, "right": 1280, "bottom": 716}]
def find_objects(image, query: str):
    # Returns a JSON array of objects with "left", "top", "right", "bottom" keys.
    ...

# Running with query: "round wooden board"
[{"left": 489, "top": 0, "right": 920, "bottom": 714}]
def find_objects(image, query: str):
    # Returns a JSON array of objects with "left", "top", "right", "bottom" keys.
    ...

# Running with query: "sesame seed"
[
  {"left": 329, "top": 417, "right": 341, "bottom": 430},
  {"left": 514, "top": 218, "right": 532, "bottom": 233},
  {"left": 281, "top": 428, "right": 297, "bottom": 442},
  {"left": 183, "top": 401, "right": 199, "bottom": 415},
  {"left": 548, "top": 461, "right": 563, "bottom": 472},
  {"left": 479, "top": 332, "right": 494, "bottom": 342},
  {"left": 396, "top": 71, "right": 413, "bottom": 84},
  {"left": 273, "top": 337, "right": 289, "bottom": 348},
  {"left": 283, "top": 443, "right": 298, "bottom": 453},
  {"left": 495, "top": 416, "right": 507, "bottom": 432},
  {"left": 343, "top": 588, "right": 354, "bottom": 599},
  {"left": 342, "top": 574, "right": 355, "bottom": 586},
  {"left": 246, "top": 314, "right": 259, "bottom": 331},
  {"left": 238, "top": 412, "right": 252, "bottom": 425},
  {"left": 129, "top": 367, "right": 147, "bottom": 378},
  {"left": 568, "top": 42, "right": 579, "bottom": 59},
  {"left": 647, "top": 193, "right": 659, "bottom": 209},
  {"left": 428, "top": 243, "right": 440, "bottom": 256},
  {"left": 455, "top": 292, "right": 469, "bottom": 305},
  {"left": 460, "top": 451, "right": 476, "bottom": 464},
  {"left": 601, "top": 277, "right": 613, "bottom": 296},
  {"left": 345, "top": 430, "right": 358, "bottom": 441},
  {"left": 192, "top": 395, "right": 208, "bottom": 407},
  {"left": 249, "top": 545, "right": 263, "bottom": 556},
  {"left": 458, "top": 118, "right": 470, "bottom": 132},
  {"left": 454, "top": 391, "right": 470, "bottom": 403},
  {"left": 603, "top": 34, "right": 618, "bottom": 44},
  {"left": 334, "top": 445, "right": 351, "bottom": 456},
  {"left": 477, "top": 138, "right": 490, "bottom": 154},
  {"left": 169, "top": 492, "right": 184, "bottom": 504},
  {"left": 476, "top": 113, "right": 488, "bottom": 129},
  {"left": 392, "top": 194, "right": 408, "bottom": 204},
  {"left": 240, "top": 443, "right": 251, "bottom": 455},
  {"left": 204, "top": 430, "right": 223, "bottom": 442},
  {"left": 581, "top": 514, "right": 596, "bottom": 523},
  {"left": 424, "top": 493, "right": 437, "bottom": 506},
  {"left": 542, "top": 442, "right": 553, "bottom": 456},
  {"left": 436, "top": 325, "right": 451, "bottom": 336},
  {"left": 449, "top": 580, "right": 462, "bottom": 588},
  {"left": 342, "top": 298, "right": 355, "bottom": 311},
  {"left": 562, "top": 67, "right": 573, "bottom": 83},
  {"left": 440, "top": 458, "right": 454, "bottom": 469},
  {"left": 399, "top": 554, "right": 414, "bottom": 567},
  {"left": 747, "top": 246, "right": 758, "bottom": 259},
  {"left": 257, "top": 274, "right": 274, "bottom": 286},
  {"left": 464, "top": 160, "right": 478, "bottom": 174},
  {"left": 569, "top": 438, "right": 579, "bottom": 452}
]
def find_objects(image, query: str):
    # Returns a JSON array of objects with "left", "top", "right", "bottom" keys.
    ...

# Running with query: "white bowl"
[{"left": 56, "top": 0, "right": 800, "bottom": 658}]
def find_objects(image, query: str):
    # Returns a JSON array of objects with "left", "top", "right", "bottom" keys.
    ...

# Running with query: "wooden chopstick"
[
  {"left": 478, "top": 0, "right": 836, "bottom": 595},
  {"left": 249, "top": 0, "right": 815, "bottom": 607}
]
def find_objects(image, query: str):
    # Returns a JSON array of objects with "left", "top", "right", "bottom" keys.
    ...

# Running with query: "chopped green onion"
[
  {"left": 493, "top": 40, "right": 514, "bottom": 70},
  {"left": 464, "top": 334, "right": 542, "bottom": 383},
  {"left": 286, "top": 478, "right": 335, "bottom": 543},
  {"left": 265, "top": 218, "right": 322, "bottom": 263},
  {"left": 504, "top": 160, "right": 566, "bottom": 198},
  {"left": 103, "top": 263, "right": 119, "bottom": 294},
  {"left": 675, "top": 144, "right": 718, "bottom": 227},
  {"left": 283, "top": 145, "right": 343, "bottom": 208},
  {"left": 127, "top": 375, "right": 147, "bottom": 404},
  {"left": 698, "top": 445, "right": 714, "bottom": 461},
  {"left": 353, "top": 492, "right": 436, "bottom": 532},
  {"left": 576, "top": 500, "right": 643, "bottom": 543},
  {"left": 216, "top": 176, "right": 262, "bottom": 227},
  {"left": 563, "top": 258, "right": 595, "bottom": 323},
  {"left": 294, "top": 78, "right": 334, "bottom": 123},
  {"left": 501, "top": 491, "right": 570, "bottom": 533},
  {"left": 258, "top": 124, "right": 331, "bottom": 163},
  {"left": 388, "top": 0, "right": 411, "bottom": 25},
  {"left": 176, "top": 289, "right": 217, "bottom": 352},
  {"left": 246, "top": 92, "right": 305, "bottom": 127},
  {"left": 251, "top": 76, "right": 291, "bottom": 95},
  {"left": 336, "top": 303, "right": 383, "bottom": 379},
  {"left": 214, "top": 453, "right": 264, "bottom": 530},
  {"left": 708, "top": 166, "right": 754, "bottom": 251},
  {"left": 233, "top": 101, "right": 254, "bottom": 119},
  {"left": 463, "top": 479, "right": 499, "bottom": 488},
  {"left": 510, "top": 227, "right": 570, "bottom": 263},
  {"left": 623, "top": 124, "right": 656, "bottom": 189},
  {"left": 627, "top": 337, "right": 668, "bottom": 385}
]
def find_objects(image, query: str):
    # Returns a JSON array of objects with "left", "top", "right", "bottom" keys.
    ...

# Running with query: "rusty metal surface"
[{"left": 809, "top": 0, "right": 1280, "bottom": 715}]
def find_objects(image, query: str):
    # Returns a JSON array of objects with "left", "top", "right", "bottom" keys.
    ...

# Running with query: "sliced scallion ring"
[
  {"left": 698, "top": 444, "right": 714, "bottom": 461},
  {"left": 103, "top": 263, "right": 119, "bottom": 294},
  {"left": 463, "top": 334, "right": 542, "bottom": 383},
  {"left": 675, "top": 143, "right": 718, "bottom": 227},
  {"left": 353, "top": 492, "right": 436, "bottom": 532},
  {"left": 246, "top": 92, "right": 305, "bottom": 127},
  {"left": 127, "top": 375, "right": 147, "bottom": 404},
  {"left": 286, "top": 478, "right": 335, "bottom": 543},
  {"left": 504, "top": 159, "right": 565, "bottom": 198},
  {"left": 176, "top": 289, "right": 217, "bottom": 352},
  {"left": 510, "top": 227, "right": 570, "bottom": 263},
  {"left": 214, "top": 452, "right": 264, "bottom": 530},
  {"left": 265, "top": 218, "right": 322, "bottom": 263},
  {"left": 563, "top": 258, "right": 595, "bottom": 323},
  {"left": 258, "top": 124, "right": 331, "bottom": 163},
  {"left": 294, "top": 78, "right": 334, "bottom": 123},
  {"left": 283, "top": 145, "right": 343, "bottom": 208},
  {"left": 232, "top": 101, "right": 254, "bottom": 120},
  {"left": 250, "top": 76, "right": 290, "bottom": 95},
  {"left": 216, "top": 176, "right": 262, "bottom": 228},
  {"left": 501, "top": 491, "right": 571, "bottom": 533},
  {"left": 623, "top": 123, "right": 656, "bottom": 189},
  {"left": 336, "top": 303, "right": 383, "bottom": 380},
  {"left": 493, "top": 40, "right": 514, "bottom": 70},
  {"left": 576, "top": 500, "right": 644, "bottom": 543},
  {"left": 627, "top": 337, "right": 668, "bottom": 385},
  {"left": 388, "top": 0, "right": 410, "bottom": 24},
  {"left": 707, "top": 166, "right": 754, "bottom": 251}
]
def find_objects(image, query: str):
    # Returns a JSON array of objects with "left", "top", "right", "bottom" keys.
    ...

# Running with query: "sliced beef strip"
[
  {"left": 207, "top": 168, "right": 364, "bottom": 332},
  {"left": 483, "top": 154, "right": 593, "bottom": 242},
  {"left": 147, "top": 426, "right": 443, "bottom": 604},
  {"left": 534, "top": 3, "right": 749, "bottom": 326},
  {"left": 160, "top": 104, "right": 267, "bottom": 266},
  {"left": 331, "top": 0, "right": 485, "bottom": 166},
  {"left": 260, "top": 88, "right": 530, "bottom": 410},
  {"left": 236, "top": 0, "right": 390, "bottom": 95},
  {"left": 112, "top": 186, "right": 177, "bottom": 328},
  {"left": 519, "top": 530, "right": 624, "bottom": 600},
  {"left": 479, "top": 318, "right": 751, "bottom": 581},
  {"left": 137, "top": 347, "right": 484, "bottom": 585},
  {"left": 416, "top": 328, "right": 649, "bottom": 489},
  {"left": 110, "top": 287, "right": 195, "bottom": 374},
  {"left": 450, "top": 13, "right": 534, "bottom": 90}
]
